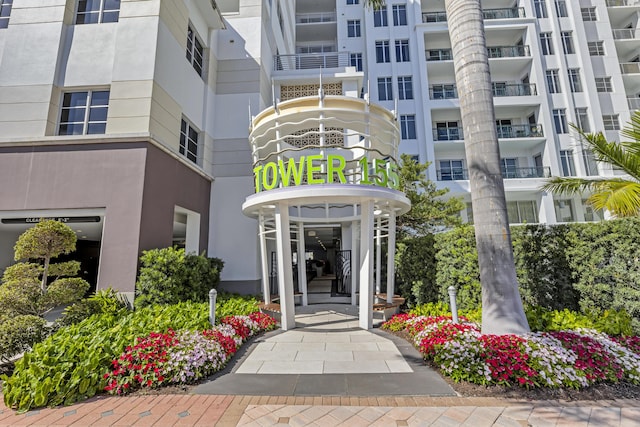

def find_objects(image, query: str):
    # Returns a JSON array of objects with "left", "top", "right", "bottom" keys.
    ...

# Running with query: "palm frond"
[
  {"left": 363, "top": 0, "right": 385, "bottom": 9},
  {"left": 587, "top": 180, "right": 640, "bottom": 217},
  {"left": 572, "top": 127, "right": 640, "bottom": 181},
  {"left": 541, "top": 176, "right": 614, "bottom": 196}
]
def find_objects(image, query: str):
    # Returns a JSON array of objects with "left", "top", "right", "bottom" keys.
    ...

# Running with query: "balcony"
[
  {"left": 628, "top": 97, "right": 640, "bottom": 110},
  {"left": 620, "top": 62, "right": 640, "bottom": 74},
  {"left": 433, "top": 124, "right": 543, "bottom": 141},
  {"left": 607, "top": 0, "right": 640, "bottom": 6},
  {"left": 426, "top": 46, "right": 529, "bottom": 61},
  {"left": 295, "top": 12, "right": 336, "bottom": 24},
  {"left": 274, "top": 52, "right": 350, "bottom": 71},
  {"left": 422, "top": 7, "right": 525, "bottom": 23},
  {"left": 430, "top": 83, "right": 537, "bottom": 99},
  {"left": 613, "top": 28, "right": 638, "bottom": 39},
  {"left": 429, "top": 85, "right": 458, "bottom": 99},
  {"left": 436, "top": 167, "right": 551, "bottom": 181}
]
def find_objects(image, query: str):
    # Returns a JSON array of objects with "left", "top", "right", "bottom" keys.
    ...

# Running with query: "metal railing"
[
  {"left": 274, "top": 52, "right": 350, "bottom": 71},
  {"left": 426, "top": 49, "right": 453, "bottom": 61},
  {"left": 433, "top": 127, "right": 464, "bottom": 141},
  {"left": 606, "top": 0, "right": 640, "bottom": 6},
  {"left": 487, "top": 45, "right": 530, "bottom": 58},
  {"left": 620, "top": 62, "right": 640, "bottom": 74},
  {"left": 436, "top": 166, "right": 551, "bottom": 181},
  {"left": 422, "top": 7, "right": 525, "bottom": 23},
  {"left": 628, "top": 97, "right": 640, "bottom": 110},
  {"left": 295, "top": 12, "right": 336, "bottom": 24},
  {"left": 496, "top": 124, "right": 544, "bottom": 138},
  {"left": 429, "top": 83, "right": 536, "bottom": 99},
  {"left": 613, "top": 28, "right": 637, "bottom": 40}
]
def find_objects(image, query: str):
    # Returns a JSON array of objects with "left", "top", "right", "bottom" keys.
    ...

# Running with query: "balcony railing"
[
  {"left": 295, "top": 12, "right": 336, "bottom": 24},
  {"left": 620, "top": 62, "right": 640, "bottom": 74},
  {"left": 628, "top": 97, "right": 640, "bottom": 110},
  {"left": 274, "top": 52, "right": 350, "bottom": 71},
  {"left": 436, "top": 167, "right": 551, "bottom": 181},
  {"left": 422, "top": 7, "right": 525, "bottom": 23},
  {"left": 606, "top": 0, "right": 640, "bottom": 6},
  {"left": 487, "top": 45, "right": 530, "bottom": 58},
  {"left": 427, "top": 46, "right": 529, "bottom": 61},
  {"left": 430, "top": 83, "right": 537, "bottom": 99},
  {"left": 434, "top": 124, "right": 543, "bottom": 141},
  {"left": 613, "top": 28, "right": 637, "bottom": 40}
]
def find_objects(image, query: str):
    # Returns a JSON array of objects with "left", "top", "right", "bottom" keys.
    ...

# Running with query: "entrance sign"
[
  {"left": 253, "top": 154, "right": 400, "bottom": 192},
  {"left": 1, "top": 216, "right": 101, "bottom": 224}
]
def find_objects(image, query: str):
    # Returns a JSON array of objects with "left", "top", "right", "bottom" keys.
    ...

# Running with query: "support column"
[
  {"left": 375, "top": 217, "right": 382, "bottom": 295},
  {"left": 297, "top": 222, "right": 308, "bottom": 306},
  {"left": 359, "top": 200, "right": 374, "bottom": 330},
  {"left": 258, "top": 213, "right": 271, "bottom": 304},
  {"left": 275, "top": 204, "right": 296, "bottom": 330},
  {"left": 386, "top": 211, "right": 396, "bottom": 305},
  {"left": 351, "top": 219, "right": 358, "bottom": 306}
]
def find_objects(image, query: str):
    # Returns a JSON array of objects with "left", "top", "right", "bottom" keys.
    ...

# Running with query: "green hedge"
[{"left": 398, "top": 218, "right": 640, "bottom": 332}]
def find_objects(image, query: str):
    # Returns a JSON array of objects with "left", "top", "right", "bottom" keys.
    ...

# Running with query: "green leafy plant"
[
  {"left": 0, "top": 315, "right": 47, "bottom": 364},
  {"left": 55, "top": 288, "right": 129, "bottom": 328}
]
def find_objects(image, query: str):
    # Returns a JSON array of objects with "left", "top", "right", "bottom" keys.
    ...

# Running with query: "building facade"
[{"left": 0, "top": 0, "right": 637, "bottom": 298}]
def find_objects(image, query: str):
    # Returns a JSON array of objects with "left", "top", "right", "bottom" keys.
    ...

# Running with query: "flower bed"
[
  {"left": 382, "top": 314, "right": 640, "bottom": 389},
  {"left": 104, "top": 313, "right": 276, "bottom": 395}
]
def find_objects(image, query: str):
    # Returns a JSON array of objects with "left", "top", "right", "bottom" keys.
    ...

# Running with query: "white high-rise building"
[{"left": 0, "top": 0, "right": 637, "bottom": 297}]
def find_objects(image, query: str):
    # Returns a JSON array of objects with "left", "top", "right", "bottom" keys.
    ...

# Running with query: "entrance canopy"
[{"left": 243, "top": 94, "right": 410, "bottom": 330}]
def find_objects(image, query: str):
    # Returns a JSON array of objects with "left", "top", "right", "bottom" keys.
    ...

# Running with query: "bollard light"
[
  {"left": 448, "top": 286, "right": 459, "bottom": 324},
  {"left": 209, "top": 288, "right": 218, "bottom": 326}
]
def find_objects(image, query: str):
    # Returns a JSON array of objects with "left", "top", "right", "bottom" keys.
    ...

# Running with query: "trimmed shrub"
[
  {"left": 0, "top": 315, "right": 47, "bottom": 363},
  {"left": 395, "top": 235, "right": 436, "bottom": 307}
]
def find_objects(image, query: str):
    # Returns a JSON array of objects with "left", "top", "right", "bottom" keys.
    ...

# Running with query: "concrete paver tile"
[
  {"left": 273, "top": 405, "right": 311, "bottom": 418},
  {"left": 352, "top": 350, "right": 405, "bottom": 361},
  {"left": 323, "top": 360, "right": 389, "bottom": 373},
  {"left": 621, "top": 407, "right": 640, "bottom": 427},
  {"left": 409, "top": 407, "right": 447, "bottom": 425},
  {"left": 327, "top": 406, "right": 359, "bottom": 422},
  {"left": 376, "top": 341, "right": 402, "bottom": 351},
  {"left": 354, "top": 406, "right": 388, "bottom": 422},
  {"left": 460, "top": 407, "right": 503, "bottom": 426},
  {"left": 325, "top": 342, "right": 380, "bottom": 352},
  {"left": 234, "top": 359, "right": 264, "bottom": 374},
  {"left": 439, "top": 406, "right": 475, "bottom": 423},
  {"left": 385, "top": 360, "right": 414, "bottom": 372},
  {"left": 245, "top": 350, "right": 298, "bottom": 361},
  {"left": 501, "top": 405, "right": 534, "bottom": 422},
  {"left": 349, "top": 334, "right": 387, "bottom": 343},
  {"left": 295, "top": 351, "right": 353, "bottom": 361},
  {"left": 529, "top": 406, "right": 564, "bottom": 427},
  {"left": 265, "top": 333, "right": 305, "bottom": 343},
  {"left": 272, "top": 342, "right": 326, "bottom": 352},
  {"left": 250, "top": 342, "right": 276, "bottom": 352},
  {"left": 587, "top": 407, "right": 621, "bottom": 427},
  {"left": 556, "top": 406, "right": 592, "bottom": 427},
  {"left": 300, "top": 405, "right": 335, "bottom": 422},
  {"left": 492, "top": 415, "right": 528, "bottom": 427},
  {"left": 258, "top": 361, "right": 323, "bottom": 374}
]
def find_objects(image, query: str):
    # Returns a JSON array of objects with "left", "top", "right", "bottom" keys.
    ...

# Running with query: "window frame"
[
  {"left": 373, "top": 5, "right": 388, "bottom": 27},
  {"left": 392, "top": 4, "right": 407, "bottom": 26},
  {"left": 375, "top": 40, "right": 391, "bottom": 63},
  {"left": 0, "top": 0, "right": 13, "bottom": 29},
  {"left": 603, "top": 114, "right": 620, "bottom": 131},
  {"left": 180, "top": 117, "right": 201, "bottom": 165},
  {"left": 186, "top": 24, "right": 206, "bottom": 77},
  {"left": 568, "top": 68, "right": 583, "bottom": 93},
  {"left": 554, "top": 0, "right": 568, "bottom": 18},
  {"left": 560, "top": 149, "right": 576, "bottom": 176},
  {"left": 395, "top": 39, "right": 410, "bottom": 62},
  {"left": 397, "top": 76, "right": 413, "bottom": 100},
  {"left": 507, "top": 201, "right": 538, "bottom": 224},
  {"left": 581, "top": 7, "right": 597, "bottom": 21},
  {"left": 439, "top": 159, "right": 465, "bottom": 181},
  {"left": 400, "top": 114, "right": 416, "bottom": 139},
  {"left": 534, "top": 0, "right": 548, "bottom": 18},
  {"left": 377, "top": 77, "right": 393, "bottom": 101},
  {"left": 347, "top": 19, "right": 361, "bottom": 37},
  {"left": 595, "top": 77, "right": 612, "bottom": 92},
  {"left": 575, "top": 107, "right": 590, "bottom": 132},
  {"left": 75, "top": 0, "right": 120, "bottom": 25},
  {"left": 553, "top": 108, "right": 569, "bottom": 134},
  {"left": 561, "top": 31, "right": 575, "bottom": 54},
  {"left": 540, "top": 32, "right": 554, "bottom": 55},
  {"left": 346, "top": 0, "right": 359, "bottom": 4},
  {"left": 546, "top": 69, "right": 561, "bottom": 93},
  {"left": 350, "top": 53, "right": 363, "bottom": 71},
  {"left": 58, "top": 89, "right": 110, "bottom": 136},
  {"left": 588, "top": 41, "right": 605, "bottom": 56}
]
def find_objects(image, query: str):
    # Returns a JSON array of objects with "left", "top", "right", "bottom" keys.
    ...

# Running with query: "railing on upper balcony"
[
  {"left": 620, "top": 62, "right": 640, "bottom": 74},
  {"left": 433, "top": 124, "right": 543, "bottom": 141},
  {"left": 628, "top": 97, "right": 640, "bottom": 110},
  {"left": 606, "top": 0, "right": 640, "bottom": 6},
  {"left": 274, "top": 52, "right": 350, "bottom": 71},
  {"left": 487, "top": 45, "right": 530, "bottom": 58},
  {"left": 429, "top": 83, "right": 537, "bottom": 99},
  {"left": 426, "top": 46, "right": 529, "bottom": 61},
  {"left": 613, "top": 28, "right": 638, "bottom": 40},
  {"left": 295, "top": 12, "right": 337, "bottom": 24},
  {"left": 422, "top": 7, "right": 525, "bottom": 23},
  {"left": 436, "top": 167, "right": 551, "bottom": 181}
]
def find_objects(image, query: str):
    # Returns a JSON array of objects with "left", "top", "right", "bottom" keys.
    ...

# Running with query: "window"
[
  {"left": 392, "top": 5, "right": 407, "bottom": 26},
  {"left": 561, "top": 31, "right": 575, "bottom": 54},
  {"left": 588, "top": 41, "right": 605, "bottom": 56},
  {"left": 395, "top": 40, "right": 410, "bottom": 62},
  {"left": 187, "top": 25, "right": 205, "bottom": 76},
  {"left": 535, "top": 0, "right": 548, "bottom": 18},
  {"left": 439, "top": 160, "right": 465, "bottom": 181},
  {"left": 180, "top": 118, "right": 200, "bottom": 164},
  {"left": 603, "top": 114, "right": 620, "bottom": 130},
  {"left": 58, "top": 90, "right": 110, "bottom": 135},
  {"left": 581, "top": 7, "right": 596, "bottom": 21},
  {"left": 554, "top": 200, "right": 575, "bottom": 222},
  {"left": 583, "top": 200, "right": 604, "bottom": 221},
  {"left": 377, "top": 77, "right": 393, "bottom": 101},
  {"left": 0, "top": 0, "right": 13, "bottom": 29},
  {"left": 546, "top": 69, "right": 561, "bottom": 93},
  {"left": 350, "top": 53, "right": 363, "bottom": 71},
  {"left": 560, "top": 150, "right": 576, "bottom": 176},
  {"left": 431, "top": 84, "right": 457, "bottom": 99},
  {"left": 347, "top": 0, "right": 359, "bottom": 4},
  {"left": 568, "top": 69, "right": 582, "bottom": 92},
  {"left": 595, "top": 77, "right": 612, "bottom": 92},
  {"left": 375, "top": 40, "right": 390, "bottom": 63},
  {"left": 575, "top": 108, "right": 590, "bottom": 132},
  {"left": 583, "top": 150, "right": 599, "bottom": 176},
  {"left": 347, "top": 20, "right": 361, "bottom": 37},
  {"left": 373, "top": 6, "right": 387, "bottom": 27},
  {"left": 75, "top": 0, "right": 120, "bottom": 24},
  {"left": 507, "top": 201, "right": 538, "bottom": 224},
  {"left": 540, "top": 32, "right": 554, "bottom": 55},
  {"left": 555, "top": 0, "right": 568, "bottom": 17},
  {"left": 501, "top": 158, "right": 518, "bottom": 178},
  {"left": 553, "top": 109, "right": 569, "bottom": 133},
  {"left": 400, "top": 115, "right": 416, "bottom": 139},
  {"left": 436, "top": 121, "right": 461, "bottom": 140},
  {"left": 398, "top": 76, "right": 413, "bottom": 100}
]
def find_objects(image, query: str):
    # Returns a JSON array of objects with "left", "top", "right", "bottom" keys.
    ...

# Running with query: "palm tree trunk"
[{"left": 445, "top": 0, "right": 529, "bottom": 334}]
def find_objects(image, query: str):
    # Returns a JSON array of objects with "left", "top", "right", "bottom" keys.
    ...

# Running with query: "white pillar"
[
  {"left": 275, "top": 204, "right": 296, "bottom": 330},
  {"left": 297, "top": 222, "right": 308, "bottom": 306},
  {"left": 258, "top": 214, "right": 271, "bottom": 304},
  {"left": 386, "top": 212, "right": 396, "bottom": 305},
  {"left": 351, "top": 219, "right": 358, "bottom": 306},
  {"left": 375, "top": 217, "right": 382, "bottom": 295},
  {"left": 359, "top": 200, "right": 374, "bottom": 330}
]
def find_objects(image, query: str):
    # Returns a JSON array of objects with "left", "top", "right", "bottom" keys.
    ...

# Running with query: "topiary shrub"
[
  {"left": 0, "top": 315, "right": 47, "bottom": 363},
  {"left": 394, "top": 235, "right": 437, "bottom": 307},
  {"left": 135, "top": 247, "right": 224, "bottom": 308}
]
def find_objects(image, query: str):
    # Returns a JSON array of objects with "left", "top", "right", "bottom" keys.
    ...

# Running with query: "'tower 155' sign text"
[{"left": 253, "top": 154, "right": 400, "bottom": 192}]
